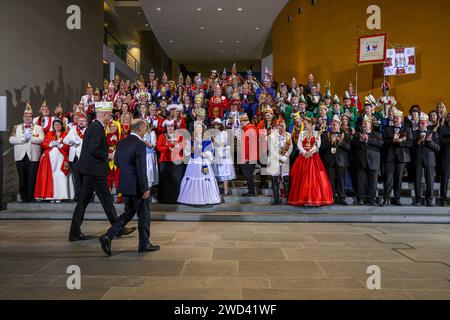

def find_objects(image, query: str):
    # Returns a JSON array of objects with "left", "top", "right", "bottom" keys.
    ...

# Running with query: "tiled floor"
[{"left": 0, "top": 220, "right": 449, "bottom": 300}]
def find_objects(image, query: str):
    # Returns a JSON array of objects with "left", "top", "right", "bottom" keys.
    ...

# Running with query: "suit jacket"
[
  {"left": 352, "top": 131, "right": 384, "bottom": 170},
  {"left": 9, "top": 124, "right": 45, "bottom": 162},
  {"left": 75, "top": 120, "right": 109, "bottom": 176},
  {"left": 383, "top": 126, "right": 413, "bottom": 163},
  {"left": 319, "top": 131, "right": 351, "bottom": 167},
  {"left": 114, "top": 134, "right": 149, "bottom": 197},
  {"left": 439, "top": 125, "right": 450, "bottom": 164},
  {"left": 413, "top": 130, "right": 440, "bottom": 167}
]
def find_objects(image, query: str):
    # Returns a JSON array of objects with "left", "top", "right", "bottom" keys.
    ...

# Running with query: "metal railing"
[{"left": 104, "top": 28, "right": 140, "bottom": 74}]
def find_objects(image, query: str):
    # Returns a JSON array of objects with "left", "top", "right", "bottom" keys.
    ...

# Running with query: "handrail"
[{"left": 104, "top": 28, "right": 140, "bottom": 73}]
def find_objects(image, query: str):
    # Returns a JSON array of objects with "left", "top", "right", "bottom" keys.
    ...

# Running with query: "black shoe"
[
  {"left": 440, "top": 198, "right": 448, "bottom": 207},
  {"left": 69, "top": 233, "right": 94, "bottom": 242},
  {"left": 426, "top": 199, "right": 434, "bottom": 207},
  {"left": 99, "top": 235, "right": 112, "bottom": 256},
  {"left": 117, "top": 226, "right": 137, "bottom": 238},
  {"left": 412, "top": 200, "right": 421, "bottom": 206},
  {"left": 356, "top": 199, "right": 364, "bottom": 206},
  {"left": 393, "top": 199, "right": 402, "bottom": 206},
  {"left": 138, "top": 244, "right": 160, "bottom": 253},
  {"left": 366, "top": 200, "right": 376, "bottom": 206},
  {"left": 381, "top": 198, "right": 390, "bottom": 207},
  {"left": 337, "top": 199, "right": 348, "bottom": 206}
]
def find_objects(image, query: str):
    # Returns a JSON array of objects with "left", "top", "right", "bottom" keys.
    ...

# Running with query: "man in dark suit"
[
  {"left": 381, "top": 109, "right": 413, "bottom": 206},
  {"left": 100, "top": 120, "right": 160, "bottom": 255},
  {"left": 320, "top": 115, "right": 351, "bottom": 205},
  {"left": 352, "top": 115, "right": 384, "bottom": 206},
  {"left": 69, "top": 102, "right": 135, "bottom": 242},
  {"left": 439, "top": 113, "right": 450, "bottom": 206},
  {"left": 412, "top": 113, "right": 440, "bottom": 206}
]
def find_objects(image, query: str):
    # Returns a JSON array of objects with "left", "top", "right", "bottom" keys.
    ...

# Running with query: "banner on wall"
[
  {"left": 357, "top": 33, "right": 387, "bottom": 64},
  {"left": 384, "top": 47, "right": 416, "bottom": 76}
]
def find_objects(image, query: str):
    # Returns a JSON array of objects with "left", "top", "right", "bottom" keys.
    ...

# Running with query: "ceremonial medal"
[{"left": 331, "top": 147, "right": 337, "bottom": 154}]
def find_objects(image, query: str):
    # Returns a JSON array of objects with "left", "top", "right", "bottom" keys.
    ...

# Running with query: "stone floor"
[{"left": 0, "top": 220, "right": 449, "bottom": 300}]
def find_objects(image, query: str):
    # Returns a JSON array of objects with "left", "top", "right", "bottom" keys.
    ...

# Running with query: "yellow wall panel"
[{"left": 273, "top": 0, "right": 450, "bottom": 112}]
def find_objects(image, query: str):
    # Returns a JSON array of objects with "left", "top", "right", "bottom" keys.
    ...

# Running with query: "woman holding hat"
[
  {"left": 211, "top": 118, "right": 236, "bottom": 196},
  {"left": 156, "top": 119, "right": 187, "bottom": 204},
  {"left": 178, "top": 121, "right": 221, "bottom": 205},
  {"left": 35, "top": 119, "right": 74, "bottom": 202},
  {"left": 167, "top": 104, "right": 186, "bottom": 130},
  {"left": 288, "top": 117, "right": 334, "bottom": 207}
]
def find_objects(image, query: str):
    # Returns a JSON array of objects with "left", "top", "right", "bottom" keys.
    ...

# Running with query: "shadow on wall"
[
  {"left": 5, "top": 66, "right": 84, "bottom": 127},
  {"left": 3, "top": 66, "right": 85, "bottom": 200}
]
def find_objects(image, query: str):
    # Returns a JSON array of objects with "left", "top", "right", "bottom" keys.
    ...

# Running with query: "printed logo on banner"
[
  {"left": 384, "top": 47, "right": 416, "bottom": 76},
  {"left": 357, "top": 34, "right": 387, "bottom": 64}
]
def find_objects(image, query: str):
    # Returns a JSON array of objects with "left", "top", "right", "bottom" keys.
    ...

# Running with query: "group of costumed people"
[{"left": 9, "top": 66, "right": 450, "bottom": 207}]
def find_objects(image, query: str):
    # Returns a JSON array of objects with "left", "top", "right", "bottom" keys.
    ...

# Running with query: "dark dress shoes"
[
  {"left": 138, "top": 244, "right": 160, "bottom": 253},
  {"left": 69, "top": 233, "right": 94, "bottom": 242},
  {"left": 392, "top": 199, "right": 403, "bottom": 206},
  {"left": 117, "top": 226, "right": 137, "bottom": 238},
  {"left": 99, "top": 235, "right": 112, "bottom": 256},
  {"left": 355, "top": 199, "right": 364, "bottom": 206},
  {"left": 381, "top": 198, "right": 390, "bottom": 207}
]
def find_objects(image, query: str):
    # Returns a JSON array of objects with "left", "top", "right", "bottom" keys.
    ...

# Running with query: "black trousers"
[
  {"left": 384, "top": 162, "right": 406, "bottom": 200},
  {"left": 69, "top": 174, "right": 118, "bottom": 237},
  {"left": 70, "top": 157, "right": 83, "bottom": 201},
  {"left": 16, "top": 155, "right": 39, "bottom": 202},
  {"left": 107, "top": 196, "right": 150, "bottom": 249},
  {"left": 239, "top": 164, "right": 256, "bottom": 195},
  {"left": 356, "top": 168, "right": 379, "bottom": 201},
  {"left": 414, "top": 164, "right": 435, "bottom": 201},
  {"left": 440, "top": 163, "right": 450, "bottom": 201},
  {"left": 326, "top": 166, "right": 346, "bottom": 200}
]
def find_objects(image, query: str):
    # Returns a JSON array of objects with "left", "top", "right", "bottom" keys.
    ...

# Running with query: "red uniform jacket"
[
  {"left": 209, "top": 96, "right": 228, "bottom": 120},
  {"left": 157, "top": 133, "right": 186, "bottom": 163},
  {"left": 149, "top": 116, "right": 165, "bottom": 136}
]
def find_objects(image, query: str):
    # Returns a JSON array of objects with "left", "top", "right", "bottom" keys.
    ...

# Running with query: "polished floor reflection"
[{"left": 0, "top": 220, "right": 449, "bottom": 300}]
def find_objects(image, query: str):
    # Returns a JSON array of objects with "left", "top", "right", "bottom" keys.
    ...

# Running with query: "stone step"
[
  {"left": 7, "top": 196, "right": 449, "bottom": 214},
  {"left": 2, "top": 208, "right": 450, "bottom": 224}
]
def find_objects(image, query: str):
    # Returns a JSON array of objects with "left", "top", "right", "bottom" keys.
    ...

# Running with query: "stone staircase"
[{"left": 4, "top": 166, "right": 450, "bottom": 223}]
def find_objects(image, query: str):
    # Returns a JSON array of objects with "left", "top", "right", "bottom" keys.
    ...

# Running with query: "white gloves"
[
  {"left": 50, "top": 141, "right": 61, "bottom": 148},
  {"left": 280, "top": 155, "right": 288, "bottom": 163}
]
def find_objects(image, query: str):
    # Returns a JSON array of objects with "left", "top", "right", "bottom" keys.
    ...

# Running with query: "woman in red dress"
[
  {"left": 35, "top": 119, "right": 73, "bottom": 202},
  {"left": 288, "top": 117, "right": 334, "bottom": 207}
]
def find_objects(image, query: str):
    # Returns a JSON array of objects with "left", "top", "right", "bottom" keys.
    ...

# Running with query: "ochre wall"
[{"left": 273, "top": 0, "right": 450, "bottom": 112}]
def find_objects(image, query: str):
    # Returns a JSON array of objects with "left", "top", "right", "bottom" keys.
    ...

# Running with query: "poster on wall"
[
  {"left": 384, "top": 47, "right": 416, "bottom": 76},
  {"left": 357, "top": 33, "right": 387, "bottom": 64}
]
